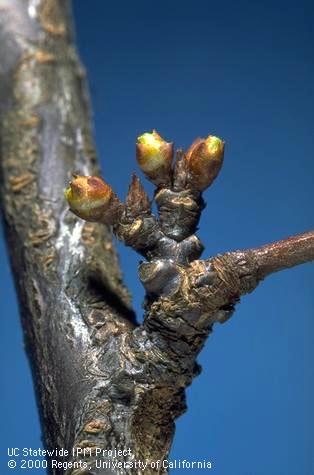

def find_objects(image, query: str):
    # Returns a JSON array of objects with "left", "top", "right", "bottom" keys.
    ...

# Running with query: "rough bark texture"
[
  {"left": 0, "top": 1, "right": 137, "bottom": 472},
  {"left": 0, "top": 2, "right": 313, "bottom": 475}
]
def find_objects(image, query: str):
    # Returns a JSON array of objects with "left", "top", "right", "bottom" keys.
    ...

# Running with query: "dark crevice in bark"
[{"left": 85, "top": 273, "right": 137, "bottom": 326}]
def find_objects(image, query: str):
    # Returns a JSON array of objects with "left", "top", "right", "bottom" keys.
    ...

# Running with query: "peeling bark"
[{"left": 0, "top": 2, "right": 313, "bottom": 475}]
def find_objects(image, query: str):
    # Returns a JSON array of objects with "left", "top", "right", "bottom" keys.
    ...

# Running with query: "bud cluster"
[
  {"left": 135, "top": 130, "right": 224, "bottom": 192},
  {"left": 64, "top": 130, "right": 225, "bottom": 262}
]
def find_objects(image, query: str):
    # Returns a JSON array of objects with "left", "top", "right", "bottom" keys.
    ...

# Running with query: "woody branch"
[
  {"left": 66, "top": 132, "right": 314, "bottom": 358},
  {"left": 1, "top": 0, "right": 313, "bottom": 473}
]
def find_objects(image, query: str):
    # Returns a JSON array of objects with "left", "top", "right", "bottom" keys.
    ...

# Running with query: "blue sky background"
[{"left": 1, "top": 1, "right": 313, "bottom": 474}]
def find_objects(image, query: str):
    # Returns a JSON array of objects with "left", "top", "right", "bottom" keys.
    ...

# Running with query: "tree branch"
[
  {"left": 247, "top": 230, "right": 314, "bottom": 280},
  {"left": 0, "top": 1, "right": 139, "bottom": 472},
  {"left": 1, "top": 2, "right": 313, "bottom": 475},
  {"left": 143, "top": 230, "right": 314, "bottom": 348}
]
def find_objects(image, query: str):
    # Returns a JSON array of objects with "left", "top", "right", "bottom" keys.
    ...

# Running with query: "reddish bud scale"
[
  {"left": 125, "top": 174, "right": 151, "bottom": 217},
  {"left": 136, "top": 130, "right": 173, "bottom": 186},
  {"left": 65, "top": 175, "right": 123, "bottom": 224},
  {"left": 185, "top": 135, "right": 225, "bottom": 191}
]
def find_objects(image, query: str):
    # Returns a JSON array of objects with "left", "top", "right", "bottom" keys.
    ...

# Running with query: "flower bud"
[
  {"left": 64, "top": 175, "right": 123, "bottom": 224},
  {"left": 136, "top": 130, "right": 173, "bottom": 186},
  {"left": 185, "top": 135, "right": 224, "bottom": 191}
]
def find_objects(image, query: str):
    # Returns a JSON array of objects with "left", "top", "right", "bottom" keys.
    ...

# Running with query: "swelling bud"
[
  {"left": 136, "top": 130, "right": 173, "bottom": 186},
  {"left": 65, "top": 175, "right": 123, "bottom": 224},
  {"left": 185, "top": 135, "right": 224, "bottom": 191}
]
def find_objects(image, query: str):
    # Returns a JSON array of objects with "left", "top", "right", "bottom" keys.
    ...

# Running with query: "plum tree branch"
[
  {"left": 1, "top": 1, "right": 313, "bottom": 475},
  {"left": 246, "top": 230, "right": 314, "bottom": 280}
]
